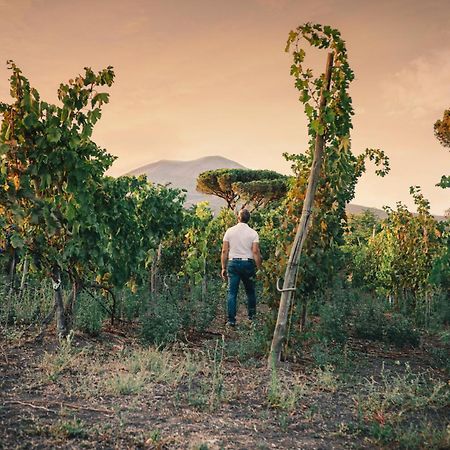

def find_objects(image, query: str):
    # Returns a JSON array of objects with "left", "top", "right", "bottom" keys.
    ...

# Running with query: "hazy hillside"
[
  {"left": 125, "top": 156, "right": 443, "bottom": 219},
  {"left": 346, "top": 203, "right": 387, "bottom": 219},
  {"left": 126, "top": 155, "right": 245, "bottom": 210}
]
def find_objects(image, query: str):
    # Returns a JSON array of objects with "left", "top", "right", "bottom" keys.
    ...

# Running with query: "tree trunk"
[
  {"left": 269, "top": 52, "right": 334, "bottom": 366},
  {"left": 65, "top": 278, "right": 79, "bottom": 329},
  {"left": 4, "top": 249, "right": 17, "bottom": 326},
  {"left": 110, "top": 290, "right": 116, "bottom": 325},
  {"left": 299, "top": 298, "right": 308, "bottom": 332},
  {"left": 7, "top": 248, "right": 17, "bottom": 299},
  {"left": 150, "top": 242, "right": 163, "bottom": 295},
  {"left": 18, "top": 254, "right": 29, "bottom": 300},
  {"left": 52, "top": 266, "right": 67, "bottom": 339}
]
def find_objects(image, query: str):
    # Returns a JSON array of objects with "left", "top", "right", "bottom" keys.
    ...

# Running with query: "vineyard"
[{"left": 0, "top": 24, "right": 449, "bottom": 450}]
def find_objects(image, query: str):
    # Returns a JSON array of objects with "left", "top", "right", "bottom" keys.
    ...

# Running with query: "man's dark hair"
[{"left": 238, "top": 208, "right": 250, "bottom": 223}]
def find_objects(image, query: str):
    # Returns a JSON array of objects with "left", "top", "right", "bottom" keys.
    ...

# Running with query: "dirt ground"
[{"left": 0, "top": 322, "right": 448, "bottom": 450}]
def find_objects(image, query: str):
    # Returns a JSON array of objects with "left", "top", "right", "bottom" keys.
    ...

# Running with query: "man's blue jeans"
[{"left": 227, "top": 259, "right": 256, "bottom": 324}]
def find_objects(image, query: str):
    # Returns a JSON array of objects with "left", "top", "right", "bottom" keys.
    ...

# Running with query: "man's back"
[{"left": 223, "top": 222, "right": 258, "bottom": 260}]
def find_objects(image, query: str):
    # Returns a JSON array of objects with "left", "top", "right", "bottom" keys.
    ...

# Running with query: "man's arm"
[
  {"left": 252, "top": 242, "right": 262, "bottom": 269},
  {"left": 221, "top": 241, "right": 229, "bottom": 280}
]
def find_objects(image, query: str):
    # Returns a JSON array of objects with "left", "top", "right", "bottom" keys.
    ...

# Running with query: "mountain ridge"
[{"left": 124, "top": 156, "right": 443, "bottom": 220}]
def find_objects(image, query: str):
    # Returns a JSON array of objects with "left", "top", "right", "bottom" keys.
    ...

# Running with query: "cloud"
[{"left": 382, "top": 50, "right": 450, "bottom": 118}]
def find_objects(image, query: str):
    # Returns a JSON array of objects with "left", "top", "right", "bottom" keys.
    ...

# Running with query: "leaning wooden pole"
[{"left": 269, "top": 52, "right": 334, "bottom": 366}]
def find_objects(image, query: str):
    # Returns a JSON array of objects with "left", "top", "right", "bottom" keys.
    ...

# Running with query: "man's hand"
[{"left": 221, "top": 268, "right": 228, "bottom": 281}]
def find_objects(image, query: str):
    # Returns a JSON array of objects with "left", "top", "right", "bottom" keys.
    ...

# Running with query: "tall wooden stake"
[{"left": 269, "top": 52, "right": 334, "bottom": 366}]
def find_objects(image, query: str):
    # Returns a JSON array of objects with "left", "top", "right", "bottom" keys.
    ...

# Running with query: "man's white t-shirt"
[{"left": 223, "top": 222, "right": 259, "bottom": 260}]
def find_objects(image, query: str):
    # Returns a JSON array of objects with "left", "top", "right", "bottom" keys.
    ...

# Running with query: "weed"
[
  {"left": 51, "top": 417, "right": 87, "bottom": 439},
  {"left": 313, "top": 364, "right": 339, "bottom": 392},
  {"left": 186, "top": 339, "right": 226, "bottom": 411},
  {"left": 140, "top": 279, "right": 223, "bottom": 346},
  {"left": 207, "top": 338, "right": 225, "bottom": 410},
  {"left": 303, "top": 404, "right": 319, "bottom": 422},
  {"left": 362, "top": 420, "right": 450, "bottom": 449},
  {"left": 311, "top": 342, "right": 354, "bottom": 372},
  {"left": 41, "top": 330, "right": 78, "bottom": 381},
  {"left": 352, "top": 299, "right": 421, "bottom": 347},
  {"left": 277, "top": 411, "right": 289, "bottom": 432},
  {"left": 225, "top": 321, "right": 268, "bottom": 362},
  {"left": 106, "top": 373, "right": 145, "bottom": 395},
  {"left": 0, "top": 277, "right": 53, "bottom": 326},
  {"left": 141, "top": 299, "right": 181, "bottom": 346},
  {"left": 438, "top": 329, "right": 450, "bottom": 345},
  {"left": 429, "top": 347, "right": 450, "bottom": 371},
  {"left": 191, "top": 444, "right": 209, "bottom": 450},
  {"left": 355, "top": 362, "right": 449, "bottom": 447},
  {"left": 146, "top": 429, "right": 162, "bottom": 443},
  {"left": 336, "top": 421, "right": 360, "bottom": 437},
  {"left": 395, "top": 422, "right": 449, "bottom": 450},
  {"left": 267, "top": 363, "right": 304, "bottom": 411},
  {"left": 125, "top": 347, "right": 187, "bottom": 385}
]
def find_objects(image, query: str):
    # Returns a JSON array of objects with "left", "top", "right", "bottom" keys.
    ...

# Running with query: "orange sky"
[{"left": 1, "top": 0, "right": 449, "bottom": 214}]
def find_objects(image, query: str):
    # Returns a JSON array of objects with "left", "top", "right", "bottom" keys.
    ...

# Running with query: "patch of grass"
[
  {"left": 311, "top": 342, "right": 355, "bottom": 373},
  {"left": 354, "top": 363, "right": 449, "bottom": 448},
  {"left": 191, "top": 444, "right": 210, "bottom": 450},
  {"left": 145, "top": 429, "right": 162, "bottom": 445},
  {"left": 267, "top": 364, "right": 305, "bottom": 412},
  {"left": 207, "top": 338, "right": 225, "bottom": 410},
  {"left": 41, "top": 330, "right": 79, "bottom": 381},
  {"left": 356, "top": 364, "right": 448, "bottom": 424},
  {"left": 225, "top": 320, "right": 269, "bottom": 363},
  {"left": 312, "top": 364, "right": 340, "bottom": 393},
  {"left": 185, "top": 339, "right": 226, "bottom": 411},
  {"left": 429, "top": 347, "right": 450, "bottom": 371},
  {"left": 106, "top": 373, "right": 145, "bottom": 395},
  {"left": 125, "top": 347, "right": 189, "bottom": 385},
  {"left": 363, "top": 421, "right": 449, "bottom": 449},
  {"left": 51, "top": 417, "right": 88, "bottom": 439},
  {"left": 396, "top": 422, "right": 449, "bottom": 450}
]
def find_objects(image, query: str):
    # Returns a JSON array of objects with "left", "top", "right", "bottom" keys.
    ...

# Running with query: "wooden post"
[{"left": 269, "top": 52, "right": 334, "bottom": 366}]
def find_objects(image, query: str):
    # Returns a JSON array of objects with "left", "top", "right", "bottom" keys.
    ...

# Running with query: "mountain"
[
  {"left": 125, "top": 156, "right": 444, "bottom": 220},
  {"left": 126, "top": 155, "right": 245, "bottom": 210},
  {"left": 346, "top": 204, "right": 387, "bottom": 219}
]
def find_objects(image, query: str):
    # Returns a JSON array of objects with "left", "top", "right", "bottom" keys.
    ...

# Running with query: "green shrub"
[
  {"left": 120, "top": 288, "right": 147, "bottom": 321},
  {"left": 384, "top": 314, "right": 420, "bottom": 347},
  {"left": 311, "top": 342, "right": 354, "bottom": 371},
  {"left": 353, "top": 300, "right": 386, "bottom": 341},
  {"left": 182, "top": 281, "right": 222, "bottom": 333},
  {"left": 225, "top": 321, "right": 269, "bottom": 362},
  {"left": 0, "top": 276, "right": 53, "bottom": 325},
  {"left": 430, "top": 291, "right": 450, "bottom": 328},
  {"left": 74, "top": 292, "right": 105, "bottom": 336},
  {"left": 317, "top": 302, "right": 348, "bottom": 343},
  {"left": 140, "top": 278, "right": 223, "bottom": 346},
  {"left": 140, "top": 293, "right": 182, "bottom": 346}
]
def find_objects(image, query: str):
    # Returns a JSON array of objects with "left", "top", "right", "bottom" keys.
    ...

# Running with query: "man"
[{"left": 221, "top": 208, "right": 262, "bottom": 326}]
